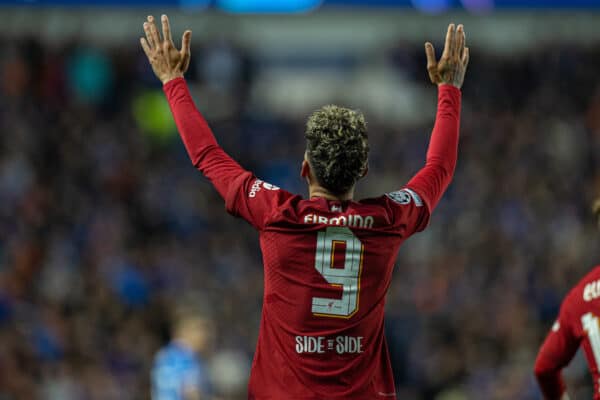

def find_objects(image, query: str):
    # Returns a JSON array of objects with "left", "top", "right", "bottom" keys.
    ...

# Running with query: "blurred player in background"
[
  {"left": 152, "top": 308, "right": 214, "bottom": 400},
  {"left": 534, "top": 201, "right": 600, "bottom": 400},
  {"left": 140, "top": 14, "right": 468, "bottom": 399}
]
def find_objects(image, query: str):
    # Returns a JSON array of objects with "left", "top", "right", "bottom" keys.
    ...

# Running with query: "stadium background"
[{"left": 2, "top": 0, "right": 600, "bottom": 398}]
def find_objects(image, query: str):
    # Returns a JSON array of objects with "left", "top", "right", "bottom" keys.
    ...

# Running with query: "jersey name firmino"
[{"left": 303, "top": 213, "right": 375, "bottom": 228}]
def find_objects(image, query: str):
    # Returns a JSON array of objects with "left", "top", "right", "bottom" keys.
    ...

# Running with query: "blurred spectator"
[{"left": 152, "top": 307, "right": 215, "bottom": 400}]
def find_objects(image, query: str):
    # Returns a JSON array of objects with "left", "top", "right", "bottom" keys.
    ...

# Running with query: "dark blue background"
[{"left": 2, "top": 0, "right": 600, "bottom": 9}]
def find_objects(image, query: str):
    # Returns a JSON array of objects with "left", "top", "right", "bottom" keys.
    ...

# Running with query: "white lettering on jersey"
[
  {"left": 295, "top": 336, "right": 325, "bottom": 354},
  {"left": 386, "top": 188, "right": 423, "bottom": 207},
  {"left": 295, "top": 335, "right": 364, "bottom": 354},
  {"left": 303, "top": 213, "right": 374, "bottom": 228},
  {"left": 335, "top": 335, "right": 363, "bottom": 354},
  {"left": 584, "top": 280, "right": 600, "bottom": 302},
  {"left": 249, "top": 179, "right": 280, "bottom": 198},
  {"left": 582, "top": 313, "right": 600, "bottom": 370}
]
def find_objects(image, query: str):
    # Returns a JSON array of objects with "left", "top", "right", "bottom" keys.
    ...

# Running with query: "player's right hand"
[
  {"left": 140, "top": 15, "right": 192, "bottom": 84},
  {"left": 425, "top": 24, "right": 469, "bottom": 89}
]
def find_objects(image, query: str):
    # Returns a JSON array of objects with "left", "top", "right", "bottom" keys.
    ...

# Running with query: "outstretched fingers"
[
  {"left": 456, "top": 24, "right": 465, "bottom": 61},
  {"left": 424, "top": 23, "right": 468, "bottom": 88},
  {"left": 161, "top": 14, "right": 172, "bottom": 43},
  {"left": 180, "top": 30, "right": 192, "bottom": 69},
  {"left": 425, "top": 42, "right": 439, "bottom": 83},
  {"left": 181, "top": 30, "right": 192, "bottom": 54},
  {"left": 141, "top": 14, "right": 193, "bottom": 83},
  {"left": 140, "top": 37, "right": 151, "bottom": 57},
  {"left": 425, "top": 42, "right": 436, "bottom": 67},
  {"left": 459, "top": 24, "right": 469, "bottom": 68},
  {"left": 442, "top": 23, "right": 455, "bottom": 60},
  {"left": 147, "top": 16, "right": 162, "bottom": 50},
  {"left": 143, "top": 22, "right": 155, "bottom": 49}
]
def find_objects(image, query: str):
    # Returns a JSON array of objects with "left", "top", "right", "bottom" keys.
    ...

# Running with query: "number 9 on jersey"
[{"left": 312, "top": 227, "right": 364, "bottom": 318}]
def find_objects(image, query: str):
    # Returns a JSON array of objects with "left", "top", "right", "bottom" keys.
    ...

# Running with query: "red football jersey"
[
  {"left": 227, "top": 176, "right": 429, "bottom": 398},
  {"left": 163, "top": 78, "right": 461, "bottom": 399},
  {"left": 535, "top": 266, "right": 600, "bottom": 399}
]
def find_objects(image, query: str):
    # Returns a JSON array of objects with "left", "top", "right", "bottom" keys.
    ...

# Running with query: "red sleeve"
[
  {"left": 163, "top": 78, "right": 292, "bottom": 230},
  {"left": 383, "top": 188, "right": 429, "bottom": 234},
  {"left": 534, "top": 301, "right": 580, "bottom": 400},
  {"left": 405, "top": 84, "right": 461, "bottom": 216},
  {"left": 224, "top": 174, "right": 295, "bottom": 230},
  {"left": 163, "top": 77, "right": 244, "bottom": 200}
]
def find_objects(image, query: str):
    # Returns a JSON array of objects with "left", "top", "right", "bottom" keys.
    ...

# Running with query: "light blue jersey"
[{"left": 151, "top": 342, "right": 210, "bottom": 400}]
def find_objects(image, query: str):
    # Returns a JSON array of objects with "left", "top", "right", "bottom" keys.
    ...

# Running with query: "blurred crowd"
[{"left": 2, "top": 31, "right": 600, "bottom": 400}]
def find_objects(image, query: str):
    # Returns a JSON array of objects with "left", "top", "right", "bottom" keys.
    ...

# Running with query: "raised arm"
[
  {"left": 140, "top": 15, "right": 246, "bottom": 199},
  {"left": 405, "top": 24, "right": 469, "bottom": 213}
]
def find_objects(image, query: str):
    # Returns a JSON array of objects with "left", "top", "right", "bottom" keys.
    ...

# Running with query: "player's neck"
[{"left": 308, "top": 185, "right": 353, "bottom": 201}]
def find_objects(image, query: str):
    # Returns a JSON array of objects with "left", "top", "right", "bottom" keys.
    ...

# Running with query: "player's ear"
[
  {"left": 301, "top": 158, "right": 310, "bottom": 178},
  {"left": 361, "top": 165, "right": 369, "bottom": 178}
]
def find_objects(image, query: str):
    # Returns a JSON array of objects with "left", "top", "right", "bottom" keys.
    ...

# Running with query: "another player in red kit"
[
  {"left": 140, "top": 15, "right": 468, "bottom": 399},
  {"left": 535, "top": 201, "right": 600, "bottom": 400}
]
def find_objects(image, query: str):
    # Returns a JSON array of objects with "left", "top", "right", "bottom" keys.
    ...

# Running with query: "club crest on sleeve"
[
  {"left": 552, "top": 321, "right": 560, "bottom": 332},
  {"left": 249, "top": 179, "right": 280, "bottom": 198},
  {"left": 386, "top": 189, "right": 423, "bottom": 207}
]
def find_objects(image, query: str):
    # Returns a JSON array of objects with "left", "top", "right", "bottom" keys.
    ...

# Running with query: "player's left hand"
[{"left": 140, "top": 15, "right": 192, "bottom": 84}]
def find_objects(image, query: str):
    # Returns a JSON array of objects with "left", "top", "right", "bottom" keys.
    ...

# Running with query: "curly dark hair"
[{"left": 304, "top": 105, "right": 369, "bottom": 196}]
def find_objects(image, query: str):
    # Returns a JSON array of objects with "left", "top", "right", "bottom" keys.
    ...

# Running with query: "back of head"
[{"left": 305, "top": 105, "right": 369, "bottom": 196}]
